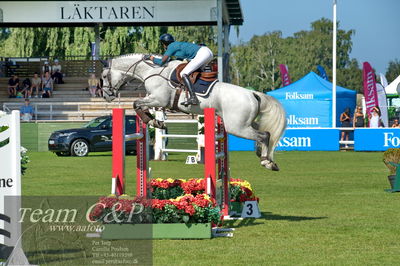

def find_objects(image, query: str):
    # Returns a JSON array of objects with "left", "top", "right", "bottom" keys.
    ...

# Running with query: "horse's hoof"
[
  {"left": 149, "top": 120, "right": 166, "bottom": 129},
  {"left": 271, "top": 162, "right": 279, "bottom": 171},
  {"left": 261, "top": 160, "right": 279, "bottom": 171},
  {"left": 102, "top": 88, "right": 116, "bottom": 103}
]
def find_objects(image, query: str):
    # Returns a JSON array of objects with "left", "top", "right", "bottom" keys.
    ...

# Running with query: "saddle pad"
[{"left": 169, "top": 65, "right": 218, "bottom": 98}]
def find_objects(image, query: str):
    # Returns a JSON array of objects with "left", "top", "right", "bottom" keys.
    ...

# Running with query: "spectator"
[
  {"left": 353, "top": 106, "right": 365, "bottom": 128},
  {"left": 340, "top": 107, "right": 351, "bottom": 148},
  {"left": 41, "top": 61, "right": 52, "bottom": 77},
  {"left": 88, "top": 73, "right": 100, "bottom": 97},
  {"left": 31, "top": 72, "right": 42, "bottom": 98},
  {"left": 369, "top": 106, "right": 382, "bottom": 128},
  {"left": 97, "top": 78, "right": 103, "bottom": 97},
  {"left": 392, "top": 119, "right": 400, "bottom": 128},
  {"left": 7, "top": 74, "right": 19, "bottom": 98},
  {"left": 20, "top": 99, "right": 34, "bottom": 121},
  {"left": 21, "top": 77, "right": 31, "bottom": 98},
  {"left": 52, "top": 59, "right": 64, "bottom": 84},
  {"left": 41, "top": 71, "right": 53, "bottom": 98}
]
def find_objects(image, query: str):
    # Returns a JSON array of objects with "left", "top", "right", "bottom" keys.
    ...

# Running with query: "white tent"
[{"left": 385, "top": 75, "right": 400, "bottom": 95}]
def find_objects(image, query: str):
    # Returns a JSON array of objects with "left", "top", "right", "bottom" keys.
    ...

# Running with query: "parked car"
[{"left": 48, "top": 115, "right": 137, "bottom": 157}]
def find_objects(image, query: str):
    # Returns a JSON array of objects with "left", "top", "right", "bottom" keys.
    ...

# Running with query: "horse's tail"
[{"left": 254, "top": 92, "right": 286, "bottom": 160}]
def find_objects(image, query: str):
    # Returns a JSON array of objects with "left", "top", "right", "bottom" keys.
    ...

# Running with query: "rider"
[{"left": 149, "top": 33, "right": 213, "bottom": 106}]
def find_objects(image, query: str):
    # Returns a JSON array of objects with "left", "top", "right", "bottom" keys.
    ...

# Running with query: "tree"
[
  {"left": 386, "top": 59, "right": 400, "bottom": 83},
  {"left": 0, "top": 25, "right": 217, "bottom": 60},
  {"left": 229, "top": 18, "right": 358, "bottom": 92}
]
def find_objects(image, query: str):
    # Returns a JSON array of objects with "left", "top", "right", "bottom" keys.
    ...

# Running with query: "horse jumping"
[{"left": 102, "top": 54, "right": 286, "bottom": 171}]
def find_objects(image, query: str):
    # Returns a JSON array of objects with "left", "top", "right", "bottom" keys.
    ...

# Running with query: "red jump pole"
[
  {"left": 136, "top": 116, "right": 148, "bottom": 198},
  {"left": 204, "top": 108, "right": 216, "bottom": 198},
  {"left": 112, "top": 108, "right": 125, "bottom": 196},
  {"left": 217, "top": 116, "right": 230, "bottom": 217}
]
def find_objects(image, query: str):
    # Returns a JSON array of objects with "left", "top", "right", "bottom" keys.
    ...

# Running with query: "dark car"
[{"left": 48, "top": 115, "right": 137, "bottom": 157}]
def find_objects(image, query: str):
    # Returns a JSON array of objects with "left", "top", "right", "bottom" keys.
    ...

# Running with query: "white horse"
[{"left": 101, "top": 54, "right": 286, "bottom": 170}]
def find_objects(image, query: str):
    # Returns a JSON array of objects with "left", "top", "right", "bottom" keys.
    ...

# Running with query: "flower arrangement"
[
  {"left": 89, "top": 196, "right": 152, "bottom": 224},
  {"left": 152, "top": 194, "right": 220, "bottom": 224},
  {"left": 91, "top": 178, "right": 257, "bottom": 225},
  {"left": 383, "top": 148, "right": 400, "bottom": 175},
  {"left": 229, "top": 178, "right": 259, "bottom": 202},
  {"left": 89, "top": 193, "right": 220, "bottom": 225},
  {"left": 151, "top": 177, "right": 258, "bottom": 203},
  {"left": 150, "top": 178, "right": 185, "bottom": 200}
]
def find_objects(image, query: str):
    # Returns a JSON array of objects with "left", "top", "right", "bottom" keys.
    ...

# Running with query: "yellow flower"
[
  {"left": 230, "top": 180, "right": 254, "bottom": 192},
  {"left": 155, "top": 178, "right": 164, "bottom": 182},
  {"left": 166, "top": 178, "right": 175, "bottom": 183}
]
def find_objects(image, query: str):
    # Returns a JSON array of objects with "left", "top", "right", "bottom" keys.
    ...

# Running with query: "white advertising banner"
[{"left": 0, "top": 0, "right": 217, "bottom": 23}]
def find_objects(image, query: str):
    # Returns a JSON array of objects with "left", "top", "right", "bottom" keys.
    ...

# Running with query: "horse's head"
[
  {"left": 101, "top": 67, "right": 123, "bottom": 102},
  {"left": 101, "top": 55, "right": 147, "bottom": 102}
]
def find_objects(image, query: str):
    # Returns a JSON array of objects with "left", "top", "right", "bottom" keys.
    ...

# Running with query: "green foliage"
[
  {"left": 21, "top": 150, "right": 29, "bottom": 175},
  {"left": 0, "top": 126, "right": 8, "bottom": 148},
  {"left": 0, "top": 25, "right": 217, "bottom": 59},
  {"left": 383, "top": 148, "right": 400, "bottom": 175},
  {"left": 388, "top": 106, "right": 397, "bottom": 120},
  {"left": 230, "top": 18, "right": 358, "bottom": 92},
  {"left": 151, "top": 186, "right": 185, "bottom": 200},
  {"left": 386, "top": 59, "right": 400, "bottom": 83}
]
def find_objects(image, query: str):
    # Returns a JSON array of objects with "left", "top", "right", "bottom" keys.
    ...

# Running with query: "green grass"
[{"left": 21, "top": 150, "right": 400, "bottom": 265}]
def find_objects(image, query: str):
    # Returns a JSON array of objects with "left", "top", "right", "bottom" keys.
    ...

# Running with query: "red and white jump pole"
[
  {"left": 111, "top": 108, "right": 149, "bottom": 197},
  {"left": 204, "top": 108, "right": 230, "bottom": 217}
]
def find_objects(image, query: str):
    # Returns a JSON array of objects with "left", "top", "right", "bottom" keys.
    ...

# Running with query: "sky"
[{"left": 231, "top": 0, "right": 400, "bottom": 75}]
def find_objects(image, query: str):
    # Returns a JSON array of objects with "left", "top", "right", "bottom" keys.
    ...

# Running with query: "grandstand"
[{"left": 0, "top": 58, "right": 189, "bottom": 121}]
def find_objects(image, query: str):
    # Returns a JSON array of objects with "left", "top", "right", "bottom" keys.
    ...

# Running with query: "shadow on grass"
[
  {"left": 261, "top": 212, "right": 327, "bottom": 222},
  {"left": 224, "top": 212, "right": 327, "bottom": 228},
  {"left": 26, "top": 248, "right": 84, "bottom": 265}
]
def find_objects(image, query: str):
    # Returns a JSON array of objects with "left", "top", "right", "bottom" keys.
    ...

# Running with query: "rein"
[{"left": 106, "top": 56, "right": 181, "bottom": 92}]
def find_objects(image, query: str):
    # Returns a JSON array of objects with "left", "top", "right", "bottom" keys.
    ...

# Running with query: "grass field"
[{"left": 19, "top": 150, "right": 400, "bottom": 265}]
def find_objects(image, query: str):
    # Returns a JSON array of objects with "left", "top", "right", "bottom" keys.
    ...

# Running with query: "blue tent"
[{"left": 268, "top": 72, "right": 356, "bottom": 128}]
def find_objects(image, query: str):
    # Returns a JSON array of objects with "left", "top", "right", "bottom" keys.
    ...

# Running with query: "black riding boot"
[{"left": 181, "top": 74, "right": 199, "bottom": 106}]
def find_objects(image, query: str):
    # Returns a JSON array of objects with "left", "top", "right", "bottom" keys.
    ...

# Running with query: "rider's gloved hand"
[{"left": 143, "top": 54, "right": 152, "bottom": 61}]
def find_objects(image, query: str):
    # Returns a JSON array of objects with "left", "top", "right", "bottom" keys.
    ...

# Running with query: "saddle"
[{"left": 175, "top": 63, "right": 218, "bottom": 84}]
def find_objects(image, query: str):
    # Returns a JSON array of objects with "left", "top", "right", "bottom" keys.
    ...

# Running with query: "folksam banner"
[
  {"left": 268, "top": 72, "right": 356, "bottom": 128},
  {"left": 354, "top": 128, "right": 400, "bottom": 151},
  {"left": 363, "top": 62, "right": 379, "bottom": 119},
  {"left": 317, "top": 65, "right": 328, "bottom": 81},
  {"left": 279, "top": 64, "right": 291, "bottom": 87},
  {"left": 228, "top": 128, "right": 340, "bottom": 151}
]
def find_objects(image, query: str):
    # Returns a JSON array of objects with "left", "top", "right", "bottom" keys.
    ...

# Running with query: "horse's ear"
[{"left": 100, "top": 60, "right": 109, "bottom": 68}]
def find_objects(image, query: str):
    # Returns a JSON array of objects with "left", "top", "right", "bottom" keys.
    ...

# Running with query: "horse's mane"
[
  {"left": 113, "top": 53, "right": 162, "bottom": 60},
  {"left": 113, "top": 53, "right": 142, "bottom": 60}
]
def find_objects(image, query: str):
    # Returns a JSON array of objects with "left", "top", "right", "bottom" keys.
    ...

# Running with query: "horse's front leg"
[{"left": 134, "top": 96, "right": 166, "bottom": 129}]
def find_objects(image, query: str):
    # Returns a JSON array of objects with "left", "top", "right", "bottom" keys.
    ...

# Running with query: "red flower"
[
  {"left": 239, "top": 194, "right": 248, "bottom": 202},
  {"left": 242, "top": 187, "right": 253, "bottom": 197},
  {"left": 184, "top": 205, "right": 196, "bottom": 215}
]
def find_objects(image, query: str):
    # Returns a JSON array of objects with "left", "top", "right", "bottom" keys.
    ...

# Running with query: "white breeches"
[{"left": 180, "top": 46, "right": 213, "bottom": 77}]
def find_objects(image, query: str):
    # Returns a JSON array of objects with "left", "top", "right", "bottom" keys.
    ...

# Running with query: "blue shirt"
[
  {"left": 153, "top": 42, "right": 201, "bottom": 66},
  {"left": 20, "top": 105, "right": 34, "bottom": 115}
]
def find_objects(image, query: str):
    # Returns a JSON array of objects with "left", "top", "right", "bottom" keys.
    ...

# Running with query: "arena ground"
[{"left": 17, "top": 150, "right": 400, "bottom": 265}]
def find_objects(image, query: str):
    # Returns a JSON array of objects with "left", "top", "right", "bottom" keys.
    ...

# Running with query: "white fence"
[
  {"left": 154, "top": 111, "right": 204, "bottom": 160},
  {"left": 0, "top": 110, "right": 30, "bottom": 264},
  {"left": 3, "top": 102, "right": 135, "bottom": 121}
]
